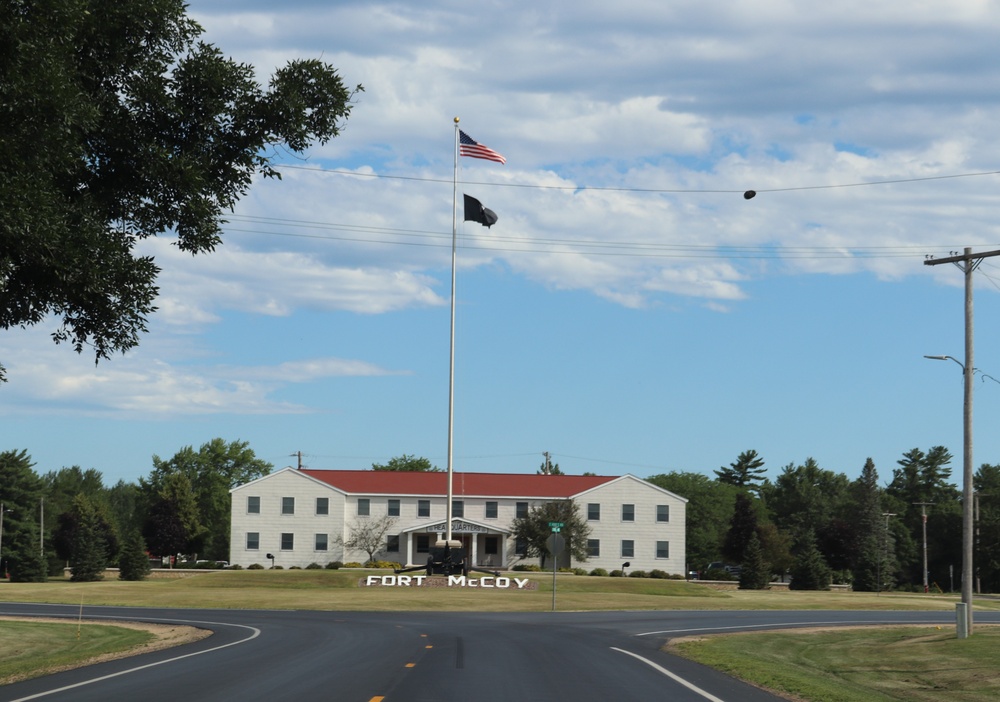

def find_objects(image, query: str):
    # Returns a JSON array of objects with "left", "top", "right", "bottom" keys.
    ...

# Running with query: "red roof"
[{"left": 299, "top": 469, "right": 616, "bottom": 498}]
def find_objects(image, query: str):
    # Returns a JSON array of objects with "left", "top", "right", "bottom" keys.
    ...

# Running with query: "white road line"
[
  {"left": 5, "top": 615, "right": 261, "bottom": 702},
  {"left": 611, "top": 647, "right": 725, "bottom": 702}
]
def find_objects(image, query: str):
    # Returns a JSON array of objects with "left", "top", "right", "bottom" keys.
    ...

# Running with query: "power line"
[{"left": 274, "top": 162, "right": 1000, "bottom": 195}]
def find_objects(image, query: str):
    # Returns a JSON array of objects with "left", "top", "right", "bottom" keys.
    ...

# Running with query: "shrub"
[
  {"left": 248, "top": 563, "right": 264, "bottom": 570},
  {"left": 289, "top": 566, "right": 301, "bottom": 570},
  {"left": 343, "top": 562, "right": 363, "bottom": 569},
  {"left": 271, "top": 565, "right": 284, "bottom": 570},
  {"left": 371, "top": 560, "right": 401, "bottom": 570},
  {"left": 648, "top": 569, "right": 669, "bottom": 579},
  {"left": 512, "top": 563, "right": 542, "bottom": 572},
  {"left": 228, "top": 564, "right": 244, "bottom": 570},
  {"left": 325, "top": 561, "right": 343, "bottom": 570},
  {"left": 609, "top": 569, "right": 624, "bottom": 577},
  {"left": 628, "top": 570, "right": 648, "bottom": 578},
  {"left": 571, "top": 568, "right": 588, "bottom": 576},
  {"left": 589, "top": 568, "right": 608, "bottom": 577},
  {"left": 305, "top": 562, "right": 322, "bottom": 570}
]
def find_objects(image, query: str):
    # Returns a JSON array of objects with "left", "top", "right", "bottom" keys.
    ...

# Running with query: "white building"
[{"left": 229, "top": 468, "right": 687, "bottom": 574}]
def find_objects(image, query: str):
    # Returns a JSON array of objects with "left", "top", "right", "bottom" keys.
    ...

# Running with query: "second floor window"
[
  {"left": 656, "top": 504, "right": 669, "bottom": 523},
  {"left": 452, "top": 500, "right": 464, "bottom": 518},
  {"left": 485, "top": 501, "right": 498, "bottom": 519},
  {"left": 316, "top": 497, "right": 329, "bottom": 515},
  {"left": 588, "top": 503, "right": 600, "bottom": 521},
  {"left": 281, "top": 497, "right": 295, "bottom": 515},
  {"left": 358, "top": 498, "right": 370, "bottom": 516},
  {"left": 418, "top": 500, "right": 431, "bottom": 518},
  {"left": 388, "top": 499, "right": 400, "bottom": 517},
  {"left": 622, "top": 504, "right": 635, "bottom": 522},
  {"left": 247, "top": 496, "right": 260, "bottom": 514}
]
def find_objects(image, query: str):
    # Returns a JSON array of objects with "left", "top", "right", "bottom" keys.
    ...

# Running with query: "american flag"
[{"left": 459, "top": 130, "right": 506, "bottom": 164}]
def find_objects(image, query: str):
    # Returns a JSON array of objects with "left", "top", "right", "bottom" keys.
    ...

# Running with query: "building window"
[
  {"left": 247, "top": 496, "right": 260, "bottom": 514},
  {"left": 281, "top": 497, "right": 295, "bottom": 515},
  {"left": 315, "top": 534, "right": 328, "bottom": 551},
  {"left": 418, "top": 500, "right": 431, "bottom": 518},
  {"left": 515, "top": 538, "right": 528, "bottom": 557},
  {"left": 246, "top": 532, "right": 260, "bottom": 550},
  {"left": 416, "top": 535, "right": 430, "bottom": 553},
  {"left": 656, "top": 504, "right": 669, "bottom": 523},
  {"left": 388, "top": 499, "right": 400, "bottom": 517},
  {"left": 516, "top": 502, "right": 529, "bottom": 518},
  {"left": 656, "top": 541, "right": 670, "bottom": 559},
  {"left": 622, "top": 504, "right": 635, "bottom": 522},
  {"left": 587, "top": 503, "right": 600, "bottom": 521},
  {"left": 281, "top": 533, "right": 294, "bottom": 551},
  {"left": 484, "top": 536, "right": 499, "bottom": 556},
  {"left": 587, "top": 539, "right": 600, "bottom": 558},
  {"left": 316, "top": 497, "right": 329, "bottom": 516},
  {"left": 621, "top": 540, "right": 634, "bottom": 558},
  {"left": 358, "top": 498, "right": 370, "bottom": 516},
  {"left": 387, "top": 535, "right": 400, "bottom": 553},
  {"left": 485, "top": 501, "right": 498, "bottom": 519},
  {"left": 452, "top": 500, "right": 464, "bottom": 518}
]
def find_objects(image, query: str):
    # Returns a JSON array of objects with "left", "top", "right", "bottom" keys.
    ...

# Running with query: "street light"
[{"left": 924, "top": 353, "right": 974, "bottom": 635}]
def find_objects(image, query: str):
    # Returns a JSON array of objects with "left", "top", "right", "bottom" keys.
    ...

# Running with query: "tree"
[
  {"left": 69, "top": 495, "right": 110, "bottom": 581},
  {"left": 762, "top": 458, "right": 851, "bottom": 548},
  {"left": 0, "top": 450, "right": 46, "bottom": 579},
  {"left": 371, "top": 455, "right": 440, "bottom": 472},
  {"left": 646, "top": 472, "right": 740, "bottom": 571},
  {"left": 739, "top": 532, "right": 770, "bottom": 590},
  {"left": 715, "top": 450, "right": 767, "bottom": 493},
  {"left": 53, "top": 493, "right": 118, "bottom": 569},
  {"left": 788, "top": 530, "right": 831, "bottom": 591},
  {"left": 851, "top": 458, "right": 886, "bottom": 592},
  {"left": 722, "top": 492, "right": 760, "bottom": 565},
  {"left": 118, "top": 529, "right": 152, "bottom": 581},
  {"left": 0, "top": 0, "right": 361, "bottom": 380},
  {"left": 336, "top": 516, "right": 398, "bottom": 565},
  {"left": 143, "top": 473, "right": 204, "bottom": 562},
  {"left": 142, "top": 438, "right": 272, "bottom": 560},
  {"left": 510, "top": 500, "right": 591, "bottom": 567}
]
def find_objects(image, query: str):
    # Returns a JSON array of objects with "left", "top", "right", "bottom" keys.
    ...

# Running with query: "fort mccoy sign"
[{"left": 361, "top": 574, "right": 538, "bottom": 590}]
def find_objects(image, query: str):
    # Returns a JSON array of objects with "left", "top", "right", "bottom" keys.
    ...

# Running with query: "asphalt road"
[{"left": 1, "top": 603, "right": 994, "bottom": 702}]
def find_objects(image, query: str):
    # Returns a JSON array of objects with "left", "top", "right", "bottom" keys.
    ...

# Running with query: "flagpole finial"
[{"left": 454, "top": 116, "right": 460, "bottom": 124}]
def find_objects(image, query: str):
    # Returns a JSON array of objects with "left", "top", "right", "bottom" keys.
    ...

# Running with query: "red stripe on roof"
[{"left": 299, "top": 469, "right": 614, "bottom": 498}]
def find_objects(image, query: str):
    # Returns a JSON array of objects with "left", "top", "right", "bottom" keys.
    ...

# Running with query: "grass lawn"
[
  {"left": 0, "top": 619, "right": 154, "bottom": 684},
  {"left": 3, "top": 571, "right": 1000, "bottom": 698},
  {"left": 672, "top": 625, "right": 1000, "bottom": 702}
]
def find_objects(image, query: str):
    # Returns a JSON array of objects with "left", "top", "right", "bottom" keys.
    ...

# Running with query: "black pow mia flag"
[{"left": 463, "top": 194, "right": 498, "bottom": 228}]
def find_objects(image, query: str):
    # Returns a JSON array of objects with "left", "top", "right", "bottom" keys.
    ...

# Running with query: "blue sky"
[{"left": 4, "top": 0, "right": 1000, "bottom": 487}]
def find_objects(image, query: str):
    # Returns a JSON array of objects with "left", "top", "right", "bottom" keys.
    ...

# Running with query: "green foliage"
[
  {"left": 0, "top": 450, "right": 46, "bottom": 581},
  {"left": 609, "top": 569, "right": 624, "bottom": 577},
  {"left": 247, "top": 563, "right": 265, "bottom": 570},
  {"left": 589, "top": 568, "right": 608, "bottom": 576},
  {"left": 851, "top": 458, "right": 889, "bottom": 592},
  {"left": 628, "top": 570, "right": 649, "bottom": 578},
  {"left": 325, "top": 561, "right": 343, "bottom": 570},
  {"left": 649, "top": 569, "right": 670, "bottom": 579},
  {"left": 789, "top": 531, "right": 831, "bottom": 591},
  {"left": 6, "top": 523, "right": 47, "bottom": 582},
  {"left": 509, "top": 499, "right": 591, "bottom": 567},
  {"left": 512, "top": 563, "right": 542, "bottom": 571},
  {"left": 370, "top": 455, "right": 440, "bottom": 472},
  {"left": 305, "top": 562, "right": 323, "bottom": 570},
  {"left": 715, "top": 449, "right": 767, "bottom": 492},
  {"left": 142, "top": 472, "right": 204, "bottom": 560},
  {"left": 739, "top": 532, "right": 771, "bottom": 590},
  {"left": 0, "top": 0, "right": 360, "bottom": 379},
  {"left": 69, "top": 495, "right": 111, "bottom": 581},
  {"left": 118, "top": 529, "right": 151, "bottom": 581},
  {"left": 646, "top": 472, "right": 740, "bottom": 571},
  {"left": 143, "top": 439, "right": 272, "bottom": 561},
  {"left": 722, "top": 492, "right": 759, "bottom": 564}
]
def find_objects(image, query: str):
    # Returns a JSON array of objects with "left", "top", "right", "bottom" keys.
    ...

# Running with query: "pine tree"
[
  {"left": 715, "top": 450, "right": 767, "bottom": 492},
  {"left": 70, "top": 496, "right": 108, "bottom": 581},
  {"left": 852, "top": 458, "right": 887, "bottom": 591},
  {"left": 722, "top": 492, "right": 759, "bottom": 563},
  {"left": 789, "top": 530, "right": 831, "bottom": 590},
  {"left": 118, "top": 529, "right": 152, "bottom": 581},
  {"left": 7, "top": 524, "right": 47, "bottom": 583},
  {"left": 739, "top": 532, "right": 770, "bottom": 590}
]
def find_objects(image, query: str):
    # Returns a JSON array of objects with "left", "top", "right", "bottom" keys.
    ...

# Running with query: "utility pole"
[
  {"left": 291, "top": 451, "right": 303, "bottom": 470},
  {"left": 914, "top": 502, "right": 933, "bottom": 593},
  {"left": 924, "top": 246, "right": 1000, "bottom": 635}
]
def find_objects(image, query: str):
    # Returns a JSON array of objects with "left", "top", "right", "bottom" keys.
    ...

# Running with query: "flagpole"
[{"left": 445, "top": 117, "right": 459, "bottom": 547}]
